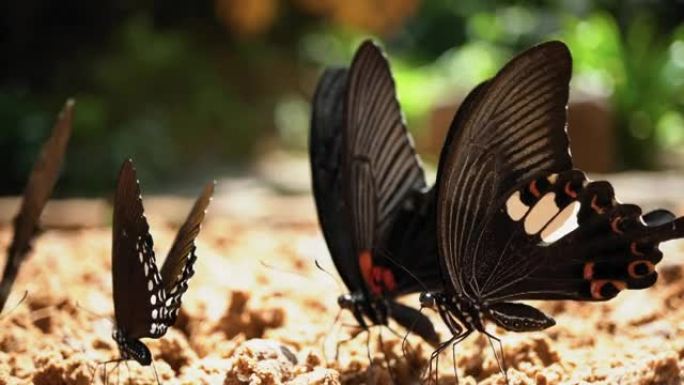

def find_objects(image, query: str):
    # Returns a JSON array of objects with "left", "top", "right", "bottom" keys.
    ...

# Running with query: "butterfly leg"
[
  {"left": 483, "top": 331, "right": 508, "bottom": 385},
  {"left": 124, "top": 361, "right": 132, "bottom": 385},
  {"left": 151, "top": 360, "right": 162, "bottom": 385},
  {"left": 450, "top": 330, "right": 471, "bottom": 385},
  {"left": 378, "top": 326, "right": 398, "bottom": 385},
  {"left": 334, "top": 327, "right": 364, "bottom": 361},
  {"left": 426, "top": 337, "right": 456, "bottom": 385},
  {"left": 106, "top": 361, "right": 123, "bottom": 385},
  {"left": 321, "top": 308, "right": 342, "bottom": 363},
  {"left": 90, "top": 359, "right": 121, "bottom": 385},
  {"left": 365, "top": 327, "right": 373, "bottom": 365}
]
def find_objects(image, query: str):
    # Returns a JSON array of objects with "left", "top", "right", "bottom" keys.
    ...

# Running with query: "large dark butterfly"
[
  {"left": 0, "top": 99, "right": 74, "bottom": 312},
  {"left": 310, "top": 40, "right": 441, "bottom": 345},
  {"left": 420, "top": 41, "right": 684, "bottom": 380},
  {"left": 110, "top": 159, "right": 213, "bottom": 367}
]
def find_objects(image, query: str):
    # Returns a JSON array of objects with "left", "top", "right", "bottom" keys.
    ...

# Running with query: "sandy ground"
[{"left": 0, "top": 173, "right": 684, "bottom": 385}]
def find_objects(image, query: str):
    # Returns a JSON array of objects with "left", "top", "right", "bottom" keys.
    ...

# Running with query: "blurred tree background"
[{"left": 2, "top": 0, "right": 684, "bottom": 195}]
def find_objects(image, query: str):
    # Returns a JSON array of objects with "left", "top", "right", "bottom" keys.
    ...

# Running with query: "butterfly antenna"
[
  {"left": 375, "top": 247, "right": 430, "bottom": 292},
  {"left": 400, "top": 307, "right": 421, "bottom": 360},
  {"left": 258, "top": 260, "right": 310, "bottom": 279},
  {"left": 314, "top": 259, "right": 345, "bottom": 293},
  {"left": 0, "top": 290, "right": 28, "bottom": 318}
]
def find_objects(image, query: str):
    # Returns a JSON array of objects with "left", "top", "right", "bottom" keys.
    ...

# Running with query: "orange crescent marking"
[
  {"left": 628, "top": 260, "right": 654, "bottom": 278},
  {"left": 630, "top": 242, "right": 645, "bottom": 256},
  {"left": 591, "top": 280, "right": 626, "bottom": 299},
  {"left": 530, "top": 180, "right": 541, "bottom": 198},
  {"left": 610, "top": 217, "right": 623, "bottom": 234},
  {"left": 583, "top": 262, "right": 595, "bottom": 280},
  {"left": 564, "top": 182, "right": 577, "bottom": 199}
]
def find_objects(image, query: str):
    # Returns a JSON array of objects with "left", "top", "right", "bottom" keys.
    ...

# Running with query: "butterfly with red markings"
[
  {"left": 108, "top": 159, "right": 213, "bottom": 370},
  {"left": 310, "top": 40, "right": 442, "bottom": 346},
  {"left": 0, "top": 99, "right": 74, "bottom": 313},
  {"left": 419, "top": 40, "right": 684, "bottom": 382}
]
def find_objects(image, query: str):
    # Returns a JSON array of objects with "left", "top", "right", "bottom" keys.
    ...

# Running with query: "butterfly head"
[
  {"left": 418, "top": 291, "right": 437, "bottom": 309},
  {"left": 337, "top": 293, "right": 355, "bottom": 310},
  {"left": 112, "top": 329, "right": 152, "bottom": 366},
  {"left": 337, "top": 292, "right": 389, "bottom": 328}
]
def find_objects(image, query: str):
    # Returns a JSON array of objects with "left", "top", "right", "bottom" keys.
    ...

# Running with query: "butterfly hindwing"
[
  {"left": 112, "top": 160, "right": 168, "bottom": 339},
  {"left": 160, "top": 181, "right": 214, "bottom": 325},
  {"left": 0, "top": 100, "right": 73, "bottom": 312},
  {"left": 481, "top": 169, "right": 680, "bottom": 304}
]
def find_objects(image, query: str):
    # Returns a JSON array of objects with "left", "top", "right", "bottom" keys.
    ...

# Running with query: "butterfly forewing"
[
  {"left": 436, "top": 41, "right": 573, "bottom": 299},
  {"left": 112, "top": 160, "right": 168, "bottom": 339},
  {"left": 0, "top": 100, "right": 74, "bottom": 312},
  {"left": 342, "top": 41, "right": 432, "bottom": 299},
  {"left": 309, "top": 68, "right": 364, "bottom": 291},
  {"left": 344, "top": 41, "right": 427, "bottom": 252},
  {"left": 160, "top": 181, "right": 214, "bottom": 324}
]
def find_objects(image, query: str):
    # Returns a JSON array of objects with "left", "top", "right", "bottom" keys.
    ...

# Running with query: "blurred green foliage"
[{"left": 2, "top": 0, "right": 684, "bottom": 195}]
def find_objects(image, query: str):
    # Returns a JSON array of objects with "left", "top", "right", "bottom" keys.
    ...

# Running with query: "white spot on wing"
[
  {"left": 524, "top": 193, "right": 559, "bottom": 235},
  {"left": 506, "top": 191, "right": 529, "bottom": 221},
  {"left": 541, "top": 201, "right": 580, "bottom": 243}
]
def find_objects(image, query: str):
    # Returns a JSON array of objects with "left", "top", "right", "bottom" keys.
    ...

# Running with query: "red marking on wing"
[
  {"left": 359, "top": 250, "right": 374, "bottom": 291},
  {"left": 564, "top": 182, "right": 577, "bottom": 199},
  {"left": 357, "top": 250, "right": 397, "bottom": 296},
  {"left": 630, "top": 242, "right": 645, "bottom": 257},
  {"left": 529, "top": 180, "right": 541, "bottom": 198},
  {"left": 583, "top": 262, "right": 594, "bottom": 280}
]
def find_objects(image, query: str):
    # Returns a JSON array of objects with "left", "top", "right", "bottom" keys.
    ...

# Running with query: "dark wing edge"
[{"left": 0, "top": 99, "right": 74, "bottom": 312}]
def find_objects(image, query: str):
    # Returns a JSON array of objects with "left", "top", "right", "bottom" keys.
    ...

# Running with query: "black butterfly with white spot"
[
  {"left": 111, "top": 159, "right": 213, "bottom": 366},
  {"left": 0, "top": 99, "right": 73, "bottom": 313},
  {"left": 420, "top": 41, "right": 684, "bottom": 381}
]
